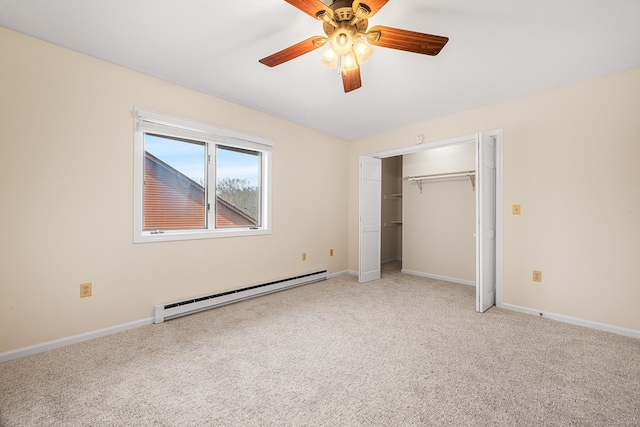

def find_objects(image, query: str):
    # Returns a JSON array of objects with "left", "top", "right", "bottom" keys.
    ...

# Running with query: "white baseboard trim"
[
  {"left": 0, "top": 317, "right": 154, "bottom": 364},
  {"left": 347, "top": 270, "right": 359, "bottom": 276},
  {"left": 401, "top": 269, "right": 475, "bottom": 287},
  {"left": 327, "top": 270, "right": 349, "bottom": 279},
  {"left": 500, "top": 303, "right": 640, "bottom": 340}
]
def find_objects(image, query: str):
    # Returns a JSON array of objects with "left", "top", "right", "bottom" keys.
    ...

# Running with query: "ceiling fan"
[{"left": 259, "top": 0, "right": 449, "bottom": 93}]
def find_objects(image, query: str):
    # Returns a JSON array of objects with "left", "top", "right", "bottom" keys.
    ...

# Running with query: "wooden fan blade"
[
  {"left": 259, "top": 37, "right": 325, "bottom": 67},
  {"left": 368, "top": 25, "right": 449, "bottom": 56},
  {"left": 342, "top": 67, "right": 362, "bottom": 93},
  {"left": 284, "top": 0, "right": 333, "bottom": 20},
  {"left": 353, "top": 0, "right": 388, "bottom": 18}
]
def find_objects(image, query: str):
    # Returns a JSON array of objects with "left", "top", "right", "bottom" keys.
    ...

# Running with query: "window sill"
[{"left": 133, "top": 227, "right": 271, "bottom": 244}]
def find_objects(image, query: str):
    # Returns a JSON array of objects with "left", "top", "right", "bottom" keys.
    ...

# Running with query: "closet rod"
[
  {"left": 404, "top": 171, "right": 476, "bottom": 193},
  {"left": 405, "top": 171, "right": 475, "bottom": 181}
]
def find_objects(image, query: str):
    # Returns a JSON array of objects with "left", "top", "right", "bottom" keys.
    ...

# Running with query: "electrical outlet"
[
  {"left": 302, "top": 252, "right": 306, "bottom": 261},
  {"left": 330, "top": 249, "right": 334, "bottom": 256},
  {"left": 512, "top": 204, "right": 521, "bottom": 215},
  {"left": 532, "top": 271, "right": 542, "bottom": 282},
  {"left": 80, "top": 282, "right": 92, "bottom": 298}
]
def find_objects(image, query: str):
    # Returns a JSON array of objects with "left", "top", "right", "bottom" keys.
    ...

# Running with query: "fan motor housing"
[
  {"left": 323, "top": 0, "right": 368, "bottom": 36},
  {"left": 330, "top": 0, "right": 355, "bottom": 20}
]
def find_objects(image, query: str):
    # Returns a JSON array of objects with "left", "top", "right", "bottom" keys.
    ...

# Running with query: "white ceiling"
[{"left": 2, "top": 0, "right": 640, "bottom": 140}]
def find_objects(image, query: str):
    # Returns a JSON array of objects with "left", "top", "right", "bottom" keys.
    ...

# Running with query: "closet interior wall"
[{"left": 402, "top": 142, "right": 476, "bottom": 283}]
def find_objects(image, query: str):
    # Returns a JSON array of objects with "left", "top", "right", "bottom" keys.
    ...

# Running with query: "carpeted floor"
[{"left": 1, "top": 262, "right": 639, "bottom": 426}]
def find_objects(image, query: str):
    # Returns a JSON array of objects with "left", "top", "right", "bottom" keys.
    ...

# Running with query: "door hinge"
[{"left": 207, "top": 202, "right": 211, "bottom": 211}]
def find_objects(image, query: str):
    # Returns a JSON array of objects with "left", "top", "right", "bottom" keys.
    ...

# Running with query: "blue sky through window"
[
  {"left": 144, "top": 135, "right": 259, "bottom": 187},
  {"left": 216, "top": 147, "right": 259, "bottom": 189}
]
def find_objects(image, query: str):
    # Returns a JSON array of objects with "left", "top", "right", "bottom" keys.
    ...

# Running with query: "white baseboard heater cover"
[{"left": 153, "top": 270, "right": 328, "bottom": 323}]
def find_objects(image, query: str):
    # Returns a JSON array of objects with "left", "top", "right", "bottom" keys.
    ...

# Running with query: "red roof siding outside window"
[{"left": 144, "top": 153, "right": 256, "bottom": 230}]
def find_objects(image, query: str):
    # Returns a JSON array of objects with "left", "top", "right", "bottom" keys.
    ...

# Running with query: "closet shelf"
[
  {"left": 404, "top": 171, "right": 476, "bottom": 193},
  {"left": 384, "top": 221, "right": 402, "bottom": 227},
  {"left": 383, "top": 193, "right": 403, "bottom": 200}
]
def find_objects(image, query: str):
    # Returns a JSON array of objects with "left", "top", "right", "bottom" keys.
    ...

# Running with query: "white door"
[
  {"left": 359, "top": 156, "right": 382, "bottom": 283},
  {"left": 476, "top": 132, "right": 497, "bottom": 312}
]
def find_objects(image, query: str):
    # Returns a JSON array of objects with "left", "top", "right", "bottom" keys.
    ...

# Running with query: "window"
[{"left": 133, "top": 108, "right": 273, "bottom": 243}]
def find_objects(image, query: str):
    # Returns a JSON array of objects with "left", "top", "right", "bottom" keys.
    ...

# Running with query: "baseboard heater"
[{"left": 153, "top": 270, "right": 328, "bottom": 323}]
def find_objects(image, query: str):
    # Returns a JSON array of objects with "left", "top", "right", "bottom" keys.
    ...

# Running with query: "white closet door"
[
  {"left": 476, "top": 132, "right": 497, "bottom": 312},
  {"left": 359, "top": 156, "right": 381, "bottom": 283}
]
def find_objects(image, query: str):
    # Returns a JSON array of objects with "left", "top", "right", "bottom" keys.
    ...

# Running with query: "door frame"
[{"left": 358, "top": 130, "right": 504, "bottom": 308}]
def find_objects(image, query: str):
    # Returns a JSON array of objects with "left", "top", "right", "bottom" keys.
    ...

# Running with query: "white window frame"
[{"left": 133, "top": 107, "right": 273, "bottom": 243}]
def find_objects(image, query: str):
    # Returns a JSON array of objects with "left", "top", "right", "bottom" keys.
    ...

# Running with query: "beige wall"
[
  {"left": 0, "top": 28, "right": 349, "bottom": 353},
  {"left": 348, "top": 67, "right": 640, "bottom": 331},
  {"left": 402, "top": 179, "right": 475, "bottom": 281}
]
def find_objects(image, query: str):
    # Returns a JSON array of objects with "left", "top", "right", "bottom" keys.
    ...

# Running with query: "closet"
[
  {"left": 400, "top": 142, "right": 476, "bottom": 285},
  {"left": 361, "top": 131, "right": 499, "bottom": 312}
]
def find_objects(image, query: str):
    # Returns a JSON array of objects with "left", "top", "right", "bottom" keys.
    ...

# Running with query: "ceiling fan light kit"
[
  {"left": 320, "top": 42, "right": 339, "bottom": 68},
  {"left": 352, "top": 37, "right": 374, "bottom": 63},
  {"left": 259, "top": 0, "right": 449, "bottom": 93},
  {"left": 331, "top": 28, "right": 353, "bottom": 55}
]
